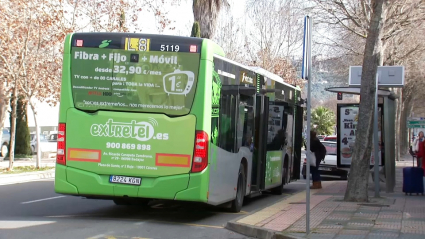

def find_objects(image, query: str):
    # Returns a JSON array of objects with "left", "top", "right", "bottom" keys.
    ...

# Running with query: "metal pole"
[
  {"left": 305, "top": 16, "right": 312, "bottom": 235},
  {"left": 374, "top": 72, "right": 380, "bottom": 198}
]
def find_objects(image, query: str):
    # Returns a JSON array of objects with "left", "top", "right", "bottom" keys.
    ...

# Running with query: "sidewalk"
[
  {"left": 0, "top": 157, "right": 56, "bottom": 169},
  {"left": 0, "top": 169, "right": 55, "bottom": 185},
  {"left": 227, "top": 154, "right": 425, "bottom": 239},
  {"left": 0, "top": 157, "right": 56, "bottom": 185}
]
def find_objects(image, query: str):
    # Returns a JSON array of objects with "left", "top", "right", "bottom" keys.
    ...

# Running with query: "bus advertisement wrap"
[
  {"left": 71, "top": 48, "right": 200, "bottom": 115},
  {"left": 65, "top": 112, "right": 196, "bottom": 177},
  {"left": 265, "top": 151, "right": 283, "bottom": 187}
]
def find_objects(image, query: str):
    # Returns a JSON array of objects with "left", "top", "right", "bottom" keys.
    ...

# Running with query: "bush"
[
  {"left": 9, "top": 95, "right": 32, "bottom": 156},
  {"left": 191, "top": 21, "right": 201, "bottom": 37}
]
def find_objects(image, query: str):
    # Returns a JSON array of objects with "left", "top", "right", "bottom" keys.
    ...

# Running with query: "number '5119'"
[{"left": 160, "top": 44, "right": 180, "bottom": 52}]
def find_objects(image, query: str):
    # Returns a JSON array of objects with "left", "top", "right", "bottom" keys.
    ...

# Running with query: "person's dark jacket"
[
  {"left": 310, "top": 137, "right": 327, "bottom": 166},
  {"left": 267, "top": 130, "right": 286, "bottom": 151}
]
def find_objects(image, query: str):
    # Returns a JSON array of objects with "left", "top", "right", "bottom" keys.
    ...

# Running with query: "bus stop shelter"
[{"left": 325, "top": 86, "right": 397, "bottom": 193}]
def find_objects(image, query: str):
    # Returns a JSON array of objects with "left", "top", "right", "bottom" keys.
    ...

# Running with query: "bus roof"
[
  {"left": 249, "top": 66, "right": 298, "bottom": 90},
  {"left": 213, "top": 54, "right": 299, "bottom": 91}
]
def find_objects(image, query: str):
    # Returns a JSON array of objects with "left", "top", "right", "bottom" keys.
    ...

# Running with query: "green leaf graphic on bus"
[
  {"left": 212, "top": 126, "right": 218, "bottom": 145},
  {"left": 212, "top": 70, "right": 222, "bottom": 105},
  {"left": 99, "top": 40, "right": 112, "bottom": 48}
]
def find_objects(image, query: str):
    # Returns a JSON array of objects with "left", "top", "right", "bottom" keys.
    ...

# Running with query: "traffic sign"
[
  {"left": 407, "top": 117, "right": 425, "bottom": 128},
  {"left": 411, "top": 125, "right": 425, "bottom": 129}
]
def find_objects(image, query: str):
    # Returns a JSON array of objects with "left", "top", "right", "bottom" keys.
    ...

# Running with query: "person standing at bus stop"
[
  {"left": 413, "top": 131, "right": 424, "bottom": 168},
  {"left": 308, "top": 130, "right": 327, "bottom": 189}
]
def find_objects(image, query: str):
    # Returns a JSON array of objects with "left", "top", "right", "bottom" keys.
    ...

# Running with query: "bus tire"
[{"left": 230, "top": 163, "right": 246, "bottom": 213}]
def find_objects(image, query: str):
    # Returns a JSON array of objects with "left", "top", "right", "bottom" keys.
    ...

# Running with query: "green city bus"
[{"left": 54, "top": 32, "right": 304, "bottom": 212}]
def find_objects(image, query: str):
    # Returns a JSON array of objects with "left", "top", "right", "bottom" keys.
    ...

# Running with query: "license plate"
[
  {"left": 109, "top": 175, "right": 141, "bottom": 185},
  {"left": 319, "top": 167, "right": 332, "bottom": 171}
]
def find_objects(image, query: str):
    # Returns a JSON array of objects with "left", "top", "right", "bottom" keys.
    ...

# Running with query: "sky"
[
  {"left": 5, "top": 0, "right": 247, "bottom": 128},
  {"left": 6, "top": 0, "right": 342, "bottom": 129}
]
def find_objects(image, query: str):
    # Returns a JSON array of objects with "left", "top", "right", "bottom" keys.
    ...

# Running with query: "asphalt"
[{"left": 0, "top": 178, "right": 307, "bottom": 239}]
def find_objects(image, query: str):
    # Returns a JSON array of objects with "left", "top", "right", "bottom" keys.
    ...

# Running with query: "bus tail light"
[
  {"left": 191, "top": 130, "right": 208, "bottom": 173},
  {"left": 56, "top": 123, "right": 66, "bottom": 165}
]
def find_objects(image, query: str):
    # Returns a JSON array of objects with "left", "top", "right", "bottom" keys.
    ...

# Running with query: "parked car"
[
  {"left": 302, "top": 141, "right": 348, "bottom": 180},
  {"left": 323, "top": 135, "right": 337, "bottom": 142},
  {"left": 1, "top": 128, "right": 10, "bottom": 157},
  {"left": 317, "top": 135, "right": 326, "bottom": 140},
  {"left": 30, "top": 133, "right": 57, "bottom": 155},
  {"left": 47, "top": 133, "right": 57, "bottom": 142}
]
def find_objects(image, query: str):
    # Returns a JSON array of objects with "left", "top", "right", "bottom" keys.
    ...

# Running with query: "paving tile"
[
  {"left": 339, "top": 229, "right": 369, "bottom": 235},
  {"left": 367, "top": 231, "right": 399, "bottom": 239},
  {"left": 237, "top": 190, "right": 309, "bottom": 225},
  {"left": 346, "top": 222, "right": 374, "bottom": 228},
  {"left": 373, "top": 221, "right": 401, "bottom": 230},
  {"left": 327, "top": 216, "right": 352, "bottom": 221},
  {"left": 264, "top": 195, "right": 333, "bottom": 231},
  {"left": 312, "top": 228, "right": 342, "bottom": 235},
  {"left": 403, "top": 212, "right": 425, "bottom": 219},
  {"left": 399, "top": 233, "right": 425, "bottom": 238},
  {"left": 359, "top": 207, "right": 381, "bottom": 212},
  {"left": 401, "top": 225, "right": 425, "bottom": 234},
  {"left": 286, "top": 226, "right": 306, "bottom": 232},
  {"left": 377, "top": 212, "right": 403, "bottom": 220},
  {"left": 331, "top": 212, "right": 356, "bottom": 217},
  {"left": 287, "top": 232, "right": 307, "bottom": 238},
  {"left": 334, "top": 235, "right": 366, "bottom": 239},
  {"left": 308, "top": 233, "right": 337, "bottom": 239},
  {"left": 236, "top": 161, "right": 425, "bottom": 239},
  {"left": 255, "top": 211, "right": 285, "bottom": 227},
  {"left": 316, "top": 224, "right": 344, "bottom": 230},
  {"left": 335, "top": 207, "right": 360, "bottom": 212},
  {"left": 375, "top": 218, "right": 402, "bottom": 223},
  {"left": 353, "top": 213, "right": 379, "bottom": 219},
  {"left": 339, "top": 202, "right": 361, "bottom": 207}
]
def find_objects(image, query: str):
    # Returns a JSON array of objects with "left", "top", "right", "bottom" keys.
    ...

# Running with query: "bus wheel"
[{"left": 230, "top": 163, "right": 246, "bottom": 213}]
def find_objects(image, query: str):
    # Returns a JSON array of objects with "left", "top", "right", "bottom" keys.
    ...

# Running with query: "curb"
[
  {"left": 226, "top": 221, "right": 301, "bottom": 239},
  {"left": 0, "top": 169, "right": 55, "bottom": 185},
  {"left": 225, "top": 182, "right": 339, "bottom": 239}
]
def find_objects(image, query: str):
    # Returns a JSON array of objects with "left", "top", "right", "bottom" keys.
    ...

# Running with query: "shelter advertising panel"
[{"left": 337, "top": 104, "right": 384, "bottom": 168}]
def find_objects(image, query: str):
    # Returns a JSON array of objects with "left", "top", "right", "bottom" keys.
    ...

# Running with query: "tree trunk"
[
  {"left": 344, "top": 0, "right": 387, "bottom": 202},
  {"left": 29, "top": 100, "right": 41, "bottom": 168},
  {"left": 400, "top": 96, "right": 411, "bottom": 155},
  {"left": 0, "top": 82, "right": 9, "bottom": 145},
  {"left": 192, "top": 0, "right": 226, "bottom": 39},
  {"left": 8, "top": 86, "right": 18, "bottom": 170},
  {"left": 395, "top": 89, "right": 402, "bottom": 161}
]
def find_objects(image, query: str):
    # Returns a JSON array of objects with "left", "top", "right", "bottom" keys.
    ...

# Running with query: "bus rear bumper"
[{"left": 54, "top": 164, "right": 208, "bottom": 202}]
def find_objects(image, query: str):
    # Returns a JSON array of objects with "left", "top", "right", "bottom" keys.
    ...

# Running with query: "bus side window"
[
  {"left": 218, "top": 93, "right": 237, "bottom": 153},
  {"left": 239, "top": 95, "right": 254, "bottom": 152}
]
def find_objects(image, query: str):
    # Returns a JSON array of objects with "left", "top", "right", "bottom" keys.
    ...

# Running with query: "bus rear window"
[{"left": 70, "top": 47, "right": 200, "bottom": 115}]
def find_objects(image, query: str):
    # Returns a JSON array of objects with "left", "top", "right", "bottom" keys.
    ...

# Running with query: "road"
[{"left": 0, "top": 179, "right": 307, "bottom": 239}]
